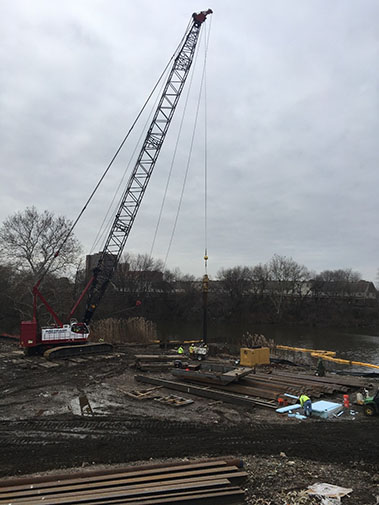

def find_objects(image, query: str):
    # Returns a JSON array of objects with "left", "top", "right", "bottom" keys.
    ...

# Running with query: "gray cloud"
[{"left": 1, "top": 0, "right": 379, "bottom": 280}]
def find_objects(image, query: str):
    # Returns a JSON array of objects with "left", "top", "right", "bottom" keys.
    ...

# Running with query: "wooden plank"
[
  {"left": 124, "top": 387, "right": 163, "bottom": 400},
  {"left": 79, "top": 394, "right": 94, "bottom": 416},
  {"left": 154, "top": 395, "right": 194, "bottom": 407}
]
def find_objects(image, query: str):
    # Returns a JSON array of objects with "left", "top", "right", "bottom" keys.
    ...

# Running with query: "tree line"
[{"left": 0, "top": 207, "right": 377, "bottom": 333}]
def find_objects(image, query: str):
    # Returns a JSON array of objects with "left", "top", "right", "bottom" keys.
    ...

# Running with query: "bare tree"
[
  {"left": 113, "top": 253, "right": 165, "bottom": 295},
  {"left": 316, "top": 268, "right": 361, "bottom": 283},
  {"left": 312, "top": 268, "right": 361, "bottom": 299},
  {"left": 266, "top": 254, "right": 310, "bottom": 317},
  {"left": 217, "top": 266, "right": 253, "bottom": 311},
  {"left": 0, "top": 264, "right": 20, "bottom": 332},
  {"left": 123, "top": 253, "right": 165, "bottom": 272},
  {"left": 251, "top": 263, "right": 270, "bottom": 297},
  {"left": 0, "top": 206, "right": 82, "bottom": 278},
  {"left": 163, "top": 267, "right": 196, "bottom": 283}
]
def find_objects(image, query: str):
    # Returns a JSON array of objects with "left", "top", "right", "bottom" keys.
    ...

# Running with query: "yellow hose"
[{"left": 276, "top": 344, "right": 379, "bottom": 369}]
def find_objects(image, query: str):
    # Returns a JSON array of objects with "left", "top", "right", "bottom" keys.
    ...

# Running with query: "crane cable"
[
  {"left": 91, "top": 68, "right": 169, "bottom": 255},
  {"left": 163, "top": 19, "right": 212, "bottom": 269},
  {"left": 203, "top": 19, "right": 211, "bottom": 276},
  {"left": 149, "top": 30, "right": 200, "bottom": 258},
  {"left": 38, "top": 18, "right": 194, "bottom": 283}
]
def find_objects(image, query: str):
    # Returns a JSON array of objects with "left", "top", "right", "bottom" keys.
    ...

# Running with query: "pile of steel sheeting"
[
  {"left": 171, "top": 366, "right": 361, "bottom": 401},
  {"left": 135, "top": 375, "right": 277, "bottom": 409},
  {"left": 0, "top": 458, "right": 247, "bottom": 505},
  {"left": 138, "top": 367, "right": 362, "bottom": 408}
]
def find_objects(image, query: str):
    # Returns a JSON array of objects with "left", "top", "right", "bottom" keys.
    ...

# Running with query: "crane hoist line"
[{"left": 20, "top": 9, "right": 213, "bottom": 359}]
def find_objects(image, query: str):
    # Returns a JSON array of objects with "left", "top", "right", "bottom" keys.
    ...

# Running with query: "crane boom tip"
[{"left": 192, "top": 9, "right": 213, "bottom": 26}]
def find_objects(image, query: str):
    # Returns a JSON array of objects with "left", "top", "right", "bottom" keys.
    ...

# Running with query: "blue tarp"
[{"left": 276, "top": 400, "right": 343, "bottom": 419}]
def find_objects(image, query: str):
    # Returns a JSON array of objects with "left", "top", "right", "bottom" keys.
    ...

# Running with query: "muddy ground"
[{"left": 0, "top": 339, "right": 378, "bottom": 504}]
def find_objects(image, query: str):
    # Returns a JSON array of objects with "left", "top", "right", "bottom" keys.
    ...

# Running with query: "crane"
[{"left": 20, "top": 9, "right": 212, "bottom": 358}]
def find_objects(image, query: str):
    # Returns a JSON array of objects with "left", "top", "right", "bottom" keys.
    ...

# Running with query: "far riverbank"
[{"left": 156, "top": 321, "right": 379, "bottom": 366}]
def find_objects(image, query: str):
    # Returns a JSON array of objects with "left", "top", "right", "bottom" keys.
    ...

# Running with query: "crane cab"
[{"left": 20, "top": 320, "right": 89, "bottom": 351}]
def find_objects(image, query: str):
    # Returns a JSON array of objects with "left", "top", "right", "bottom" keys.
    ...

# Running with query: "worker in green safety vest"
[{"left": 299, "top": 394, "right": 312, "bottom": 417}]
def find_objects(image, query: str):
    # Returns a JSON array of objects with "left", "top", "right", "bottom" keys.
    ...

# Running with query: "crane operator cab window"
[{"left": 70, "top": 320, "right": 89, "bottom": 334}]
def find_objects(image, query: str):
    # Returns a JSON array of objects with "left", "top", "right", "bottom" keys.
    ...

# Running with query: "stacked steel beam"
[
  {"left": 0, "top": 458, "right": 247, "bottom": 505},
  {"left": 134, "top": 367, "right": 362, "bottom": 409},
  {"left": 135, "top": 375, "right": 278, "bottom": 409}
]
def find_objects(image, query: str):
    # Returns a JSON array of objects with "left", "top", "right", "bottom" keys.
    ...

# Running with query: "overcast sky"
[{"left": 1, "top": 0, "right": 379, "bottom": 281}]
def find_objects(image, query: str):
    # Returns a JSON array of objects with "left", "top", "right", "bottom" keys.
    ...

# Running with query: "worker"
[
  {"left": 299, "top": 394, "right": 312, "bottom": 417},
  {"left": 177, "top": 345, "right": 184, "bottom": 355},
  {"left": 315, "top": 358, "right": 326, "bottom": 377},
  {"left": 189, "top": 344, "right": 195, "bottom": 355}
]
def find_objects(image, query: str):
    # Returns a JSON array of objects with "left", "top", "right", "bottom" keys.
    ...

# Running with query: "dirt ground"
[{"left": 1, "top": 339, "right": 378, "bottom": 504}]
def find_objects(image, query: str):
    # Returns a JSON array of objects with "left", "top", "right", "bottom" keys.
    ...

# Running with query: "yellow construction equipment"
[
  {"left": 276, "top": 345, "right": 379, "bottom": 370},
  {"left": 240, "top": 347, "right": 270, "bottom": 367}
]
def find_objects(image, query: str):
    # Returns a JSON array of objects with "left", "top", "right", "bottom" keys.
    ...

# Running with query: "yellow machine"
[
  {"left": 276, "top": 345, "right": 379, "bottom": 370},
  {"left": 240, "top": 347, "right": 270, "bottom": 367}
]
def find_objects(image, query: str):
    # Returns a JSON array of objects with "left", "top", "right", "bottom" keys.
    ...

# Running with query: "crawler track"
[{"left": 43, "top": 342, "right": 114, "bottom": 359}]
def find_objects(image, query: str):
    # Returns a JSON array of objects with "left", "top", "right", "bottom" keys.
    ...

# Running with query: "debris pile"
[{"left": 241, "top": 332, "right": 274, "bottom": 349}]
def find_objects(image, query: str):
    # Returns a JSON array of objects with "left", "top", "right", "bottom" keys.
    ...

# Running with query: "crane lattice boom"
[{"left": 84, "top": 10, "right": 212, "bottom": 324}]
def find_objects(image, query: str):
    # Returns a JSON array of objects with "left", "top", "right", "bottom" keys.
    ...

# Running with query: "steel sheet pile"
[{"left": 0, "top": 458, "right": 247, "bottom": 505}]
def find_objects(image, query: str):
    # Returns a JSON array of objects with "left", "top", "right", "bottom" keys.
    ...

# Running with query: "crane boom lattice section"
[{"left": 84, "top": 19, "right": 207, "bottom": 324}]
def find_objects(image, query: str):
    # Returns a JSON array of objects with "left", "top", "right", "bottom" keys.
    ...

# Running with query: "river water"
[{"left": 157, "top": 321, "right": 379, "bottom": 368}]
